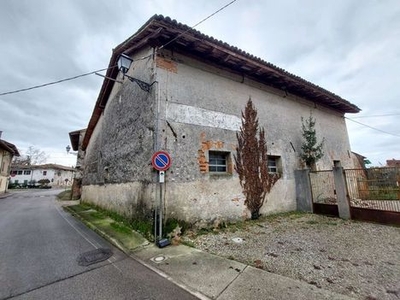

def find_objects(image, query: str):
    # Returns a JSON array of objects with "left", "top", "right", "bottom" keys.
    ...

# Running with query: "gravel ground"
[{"left": 184, "top": 213, "right": 400, "bottom": 300}]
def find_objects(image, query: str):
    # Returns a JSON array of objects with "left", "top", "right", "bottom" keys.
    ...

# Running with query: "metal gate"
[
  {"left": 344, "top": 168, "right": 400, "bottom": 225},
  {"left": 309, "top": 170, "right": 338, "bottom": 216}
]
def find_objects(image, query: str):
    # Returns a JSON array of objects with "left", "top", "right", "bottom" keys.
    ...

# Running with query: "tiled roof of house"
[
  {"left": 11, "top": 163, "right": 75, "bottom": 171},
  {"left": 82, "top": 14, "right": 361, "bottom": 150},
  {"left": 386, "top": 159, "right": 400, "bottom": 167},
  {"left": 0, "top": 139, "right": 20, "bottom": 156}
]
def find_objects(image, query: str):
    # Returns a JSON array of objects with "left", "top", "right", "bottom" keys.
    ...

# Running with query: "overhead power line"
[
  {"left": 345, "top": 117, "right": 400, "bottom": 137},
  {"left": 0, "top": 67, "right": 114, "bottom": 97},
  {"left": 350, "top": 113, "right": 400, "bottom": 119},
  {"left": 0, "top": 0, "right": 238, "bottom": 97},
  {"left": 160, "top": 0, "right": 238, "bottom": 50}
]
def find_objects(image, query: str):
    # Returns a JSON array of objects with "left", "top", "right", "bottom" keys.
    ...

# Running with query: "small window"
[
  {"left": 209, "top": 151, "right": 229, "bottom": 173},
  {"left": 24, "top": 170, "right": 31, "bottom": 175},
  {"left": 11, "top": 170, "right": 17, "bottom": 175},
  {"left": 268, "top": 156, "right": 280, "bottom": 174},
  {"left": 43, "top": 171, "right": 47, "bottom": 176},
  {"left": 17, "top": 170, "right": 23, "bottom": 175}
]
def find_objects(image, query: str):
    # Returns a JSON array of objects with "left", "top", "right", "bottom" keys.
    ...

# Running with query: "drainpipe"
[{"left": 152, "top": 46, "right": 160, "bottom": 243}]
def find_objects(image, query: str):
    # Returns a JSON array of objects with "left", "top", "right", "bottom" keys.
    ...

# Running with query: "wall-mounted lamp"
[
  {"left": 66, "top": 145, "right": 78, "bottom": 156},
  {"left": 117, "top": 53, "right": 155, "bottom": 92}
]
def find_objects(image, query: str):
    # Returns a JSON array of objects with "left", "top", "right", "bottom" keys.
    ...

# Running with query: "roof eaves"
[{"left": 82, "top": 14, "right": 361, "bottom": 150}]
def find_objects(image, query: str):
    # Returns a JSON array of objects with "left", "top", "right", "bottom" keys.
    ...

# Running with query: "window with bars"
[
  {"left": 268, "top": 156, "right": 280, "bottom": 174},
  {"left": 209, "top": 151, "right": 229, "bottom": 173}
]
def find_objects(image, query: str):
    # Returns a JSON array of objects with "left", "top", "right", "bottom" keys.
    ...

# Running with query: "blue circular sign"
[{"left": 151, "top": 151, "right": 171, "bottom": 171}]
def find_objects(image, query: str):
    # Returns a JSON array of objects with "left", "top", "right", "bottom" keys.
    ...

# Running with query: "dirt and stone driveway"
[{"left": 185, "top": 213, "right": 400, "bottom": 300}]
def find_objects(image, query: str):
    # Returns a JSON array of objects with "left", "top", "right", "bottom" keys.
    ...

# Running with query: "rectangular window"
[
  {"left": 11, "top": 170, "right": 17, "bottom": 175},
  {"left": 43, "top": 171, "right": 47, "bottom": 176},
  {"left": 17, "top": 170, "right": 23, "bottom": 175},
  {"left": 209, "top": 151, "right": 229, "bottom": 173},
  {"left": 268, "top": 156, "right": 280, "bottom": 174},
  {"left": 23, "top": 170, "right": 31, "bottom": 175}
]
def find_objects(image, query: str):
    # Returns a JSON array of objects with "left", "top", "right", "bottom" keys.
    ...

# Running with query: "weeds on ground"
[
  {"left": 57, "top": 190, "right": 72, "bottom": 201},
  {"left": 68, "top": 203, "right": 92, "bottom": 213},
  {"left": 69, "top": 202, "right": 155, "bottom": 241},
  {"left": 110, "top": 222, "right": 133, "bottom": 235}
]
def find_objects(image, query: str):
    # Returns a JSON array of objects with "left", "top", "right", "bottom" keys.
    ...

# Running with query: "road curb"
[{"left": 63, "top": 205, "right": 210, "bottom": 300}]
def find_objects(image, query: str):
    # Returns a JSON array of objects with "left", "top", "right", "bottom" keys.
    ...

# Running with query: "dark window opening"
[
  {"left": 209, "top": 151, "right": 229, "bottom": 173},
  {"left": 268, "top": 156, "right": 281, "bottom": 174}
]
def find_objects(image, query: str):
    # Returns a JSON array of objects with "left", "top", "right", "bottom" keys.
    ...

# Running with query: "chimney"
[{"left": 0, "top": 131, "right": 2, "bottom": 139}]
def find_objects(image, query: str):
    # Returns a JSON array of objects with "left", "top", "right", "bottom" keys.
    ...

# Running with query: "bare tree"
[
  {"left": 235, "top": 98, "right": 280, "bottom": 220},
  {"left": 12, "top": 146, "right": 49, "bottom": 165}
]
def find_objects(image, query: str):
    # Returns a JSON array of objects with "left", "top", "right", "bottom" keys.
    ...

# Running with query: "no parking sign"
[{"left": 151, "top": 151, "right": 171, "bottom": 171}]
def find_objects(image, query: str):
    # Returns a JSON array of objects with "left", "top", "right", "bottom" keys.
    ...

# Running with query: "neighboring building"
[
  {"left": 351, "top": 152, "right": 367, "bottom": 169},
  {"left": 386, "top": 159, "right": 400, "bottom": 167},
  {"left": 0, "top": 136, "right": 20, "bottom": 194},
  {"left": 78, "top": 15, "right": 360, "bottom": 225},
  {"left": 68, "top": 129, "right": 86, "bottom": 199},
  {"left": 10, "top": 164, "right": 75, "bottom": 188}
]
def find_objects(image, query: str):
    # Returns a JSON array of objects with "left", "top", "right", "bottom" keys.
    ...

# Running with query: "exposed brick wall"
[
  {"left": 156, "top": 57, "right": 178, "bottom": 73},
  {"left": 197, "top": 132, "right": 235, "bottom": 174}
]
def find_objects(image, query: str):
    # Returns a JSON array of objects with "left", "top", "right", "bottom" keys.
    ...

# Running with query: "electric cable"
[
  {"left": 0, "top": 66, "right": 116, "bottom": 97},
  {"left": 350, "top": 113, "right": 400, "bottom": 119},
  {"left": 160, "top": 0, "right": 238, "bottom": 50},
  {"left": 345, "top": 117, "right": 400, "bottom": 137},
  {"left": 0, "top": 0, "right": 238, "bottom": 97}
]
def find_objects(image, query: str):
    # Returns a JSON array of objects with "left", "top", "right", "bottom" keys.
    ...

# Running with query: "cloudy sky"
[{"left": 1, "top": 0, "right": 399, "bottom": 167}]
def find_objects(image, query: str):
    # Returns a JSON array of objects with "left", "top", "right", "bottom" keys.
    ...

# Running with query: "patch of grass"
[
  {"left": 263, "top": 211, "right": 308, "bottom": 222},
  {"left": 110, "top": 222, "right": 132, "bottom": 235},
  {"left": 68, "top": 203, "right": 92, "bottom": 213},
  {"left": 57, "top": 190, "right": 72, "bottom": 201},
  {"left": 81, "top": 210, "right": 106, "bottom": 224},
  {"left": 181, "top": 240, "right": 195, "bottom": 248},
  {"left": 77, "top": 201, "right": 155, "bottom": 241},
  {"left": 196, "top": 228, "right": 214, "bottom": 236},
  {"left": 131, "top": 219, "right": 153, "bottom": 239},
  {"left": 65, "top": 203, "right": 148, "bottom": 249},
  {"left": 164, "top": 218, "right": 191, "bottom": 236}
]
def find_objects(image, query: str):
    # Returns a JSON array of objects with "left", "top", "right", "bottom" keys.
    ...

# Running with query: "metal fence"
[{"left": 344, "top": 168, "right": 400, "bottom": 212}]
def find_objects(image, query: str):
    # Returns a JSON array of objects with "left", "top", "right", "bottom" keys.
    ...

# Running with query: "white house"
[{"left": 10, "top": 164, "right": 75, "bottom": 188}]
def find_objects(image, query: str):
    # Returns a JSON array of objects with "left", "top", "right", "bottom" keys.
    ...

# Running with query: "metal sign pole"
[
  {"left": 159, "top": 172, "right": 163, "bottom": 242},
  {"left": 151, "top": 151, "right": 170, "bottom": 248},
  {"left": 154, "top": 195, "right": 157, "bottom": 245}
]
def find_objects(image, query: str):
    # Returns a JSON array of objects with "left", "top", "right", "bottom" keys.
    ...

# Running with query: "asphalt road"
[{"left": 0, "top": 189, "right": 198, "bottom": 300}]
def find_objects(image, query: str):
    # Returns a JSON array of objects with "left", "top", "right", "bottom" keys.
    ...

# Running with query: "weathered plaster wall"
[
  {"left": 82, "top": 46, "right": 355, "bottom": 225},
  {"left": 0, "top": 150, "right": 12, "bottom": 193},
  {"left": 154, "top": 50, "right": 353, "bottom": 223},
  {"left": 82, "top": 182, "right": 154, "bottom": 218},
  {"left": 82, "top": 48, "right": 157, "bottom": 215}
]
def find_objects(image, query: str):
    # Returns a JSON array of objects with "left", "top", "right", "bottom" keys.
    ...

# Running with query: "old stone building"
[
  {"left": 0, "top": 135, "right": 19, "bottom": 194},
  {"left": 79, "top": 15, "right": 360, "bottom": 225}
]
